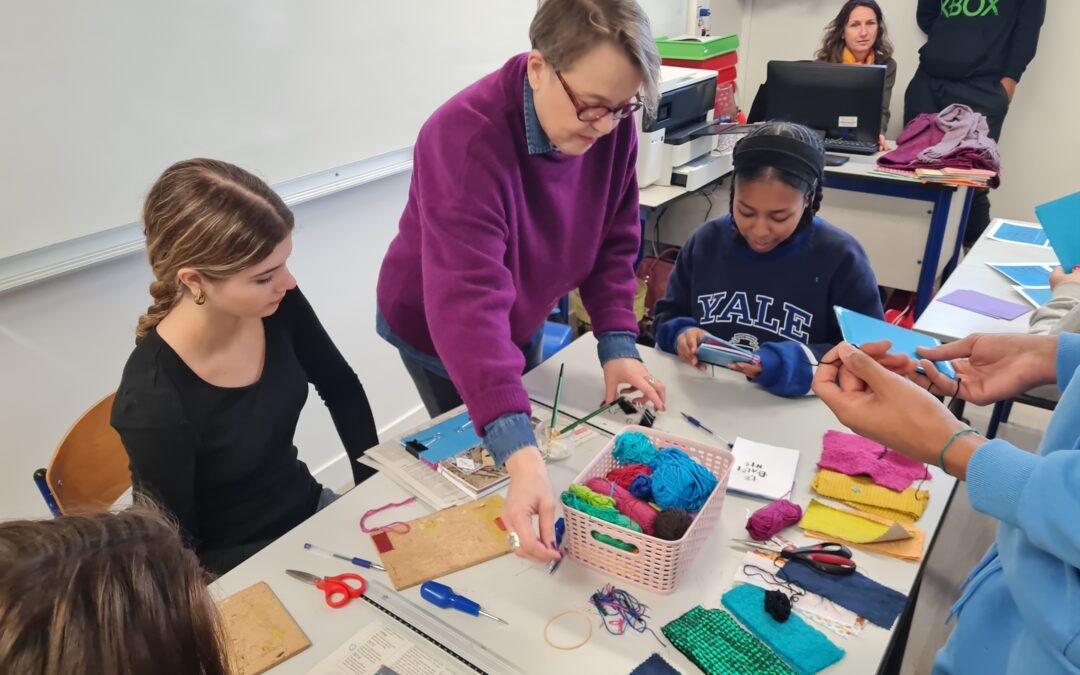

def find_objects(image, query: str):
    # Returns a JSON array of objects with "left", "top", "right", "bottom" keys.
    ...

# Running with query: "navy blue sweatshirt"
[
  {"left": 654, "top": 215, "right": 882, "bottom": 396},
  {"left": 916, "top": 0, "right": 1045, "bottom": 82}
]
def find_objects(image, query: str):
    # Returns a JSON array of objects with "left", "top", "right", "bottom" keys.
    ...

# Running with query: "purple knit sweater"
[{"left": 376, "top": 54, "right": 641, "bottom": 431}]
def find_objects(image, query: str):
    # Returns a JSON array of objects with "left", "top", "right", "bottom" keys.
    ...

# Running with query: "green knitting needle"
[
  {"left": 550, "top": 363, "right": 565, "bottom": 429},
  {"left": 558, "top": 399, "right": 620, "bottom": 435}
]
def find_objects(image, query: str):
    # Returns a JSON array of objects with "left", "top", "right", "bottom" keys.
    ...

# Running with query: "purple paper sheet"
[{"left": 937, "top": 289, "right": 1031, "bottom": 320}]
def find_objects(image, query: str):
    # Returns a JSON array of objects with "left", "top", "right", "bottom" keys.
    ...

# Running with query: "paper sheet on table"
[
  {"left": 988, "top": 221, "right": 1050, "bottom": 248},
  {"left": 1013, "top": 285, "right": 1053, "bottom": 309},
  {"left": 1036, "top": 191, "right": 1080, "bottom": 271},
  {"left": 309, "top": 620, "right": 472, "bottom": 675},
  {"left": 986, "top": 262, "right": 1055, "bottom": 288},
  {"left": 733, "top": 550, "right": 865, "bottom": 638},
  {"left": 936, "top": 289, "right": 1031, "bottom": 320},
  {"left": 728, "top": 437, "right": 800, "bottom": 500}
]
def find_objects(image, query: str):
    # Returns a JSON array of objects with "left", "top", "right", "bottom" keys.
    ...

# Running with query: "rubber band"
[
  {"left": 544, "top": 610, "right": 593, "bottom": 650},
  {"left": 360, "top": 497, "right": 417, "bottom": 535},
  {"left": 938, "top": 428, "right": 977, "bottom": 476}
]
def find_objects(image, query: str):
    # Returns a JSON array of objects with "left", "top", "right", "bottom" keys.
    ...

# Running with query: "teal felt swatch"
[{"left": 721, "top": 585, "right": 845, "bottom": 675}]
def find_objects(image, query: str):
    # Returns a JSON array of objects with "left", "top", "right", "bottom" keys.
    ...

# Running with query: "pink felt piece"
[{"left": 818, "top": 430, "right": 931, "bottom": 492}]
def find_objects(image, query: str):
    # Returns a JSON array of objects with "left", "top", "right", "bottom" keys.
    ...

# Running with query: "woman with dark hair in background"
[{"left": 816, "top": 0, "right": 897, "bottom": 151}]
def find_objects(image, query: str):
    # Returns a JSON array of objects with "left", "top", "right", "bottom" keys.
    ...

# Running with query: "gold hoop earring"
[{"left": 193, "top": 289, "right": 206, "bottom": 306}]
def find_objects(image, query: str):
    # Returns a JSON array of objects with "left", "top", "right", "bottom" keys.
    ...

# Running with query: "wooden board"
[
  {"left": 371, "top": 494, "right": 513, "bottom": 590},
  {"left": 217, "top": 581, "right": 310, "bottom": 675}
]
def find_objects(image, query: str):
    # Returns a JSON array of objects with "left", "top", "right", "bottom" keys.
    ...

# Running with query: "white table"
[
  {"left": 213, "top": 336, "right": 956, "bottom": 674},
  {"left": 915, "top": 218, "right": 1055, "bottom": 342}
]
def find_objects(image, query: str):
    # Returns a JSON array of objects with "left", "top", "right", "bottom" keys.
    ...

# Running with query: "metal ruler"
[{"left": 361, "top": 577, "right": 524, "bottom": 675}]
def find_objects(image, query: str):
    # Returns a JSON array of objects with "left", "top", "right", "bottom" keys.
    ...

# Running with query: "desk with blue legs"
[
  {"left": 211, "top": 336, "right": 955, "bottom": 673},
  {"left": 641, "top": 151, "right": 974, "bottom": 318}
]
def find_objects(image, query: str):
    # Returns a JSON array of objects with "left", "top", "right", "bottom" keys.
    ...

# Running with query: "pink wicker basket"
[{"left": 562, "top": 425, "right": 734, "bottom": 594}]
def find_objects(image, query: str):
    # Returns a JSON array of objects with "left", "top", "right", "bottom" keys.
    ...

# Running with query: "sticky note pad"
[{"left": 1036, "top": 191, "right": 1080, "bottom": 271}]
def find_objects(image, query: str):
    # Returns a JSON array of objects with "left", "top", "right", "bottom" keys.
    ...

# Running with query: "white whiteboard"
[{"left": 0, "top": 0, "right": 685, "bottom": 282}]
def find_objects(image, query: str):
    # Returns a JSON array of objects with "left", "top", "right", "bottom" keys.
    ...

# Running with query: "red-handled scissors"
[
  {"left": 732, "top": 539, "right": 857, "bottom": 575},
  {"left": 286, "top": 569, "right": 367, "bottom": 607}
]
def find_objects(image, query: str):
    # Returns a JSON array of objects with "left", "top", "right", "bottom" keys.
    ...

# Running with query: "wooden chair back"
[{"left": 45, "top": 393, "right": 131, "bottom": 514}]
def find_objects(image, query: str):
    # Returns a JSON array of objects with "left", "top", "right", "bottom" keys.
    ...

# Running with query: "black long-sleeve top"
[
  {"left": 111, "top": 288, "right": 378, "bottom": 572},
  {"left": 916, "top": 0, "right": 1046, "bottom": 82}
]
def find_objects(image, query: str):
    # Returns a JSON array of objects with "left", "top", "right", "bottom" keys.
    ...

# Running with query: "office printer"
[{"left": 636, "top": 65, "right": 731, "bottom": 190}]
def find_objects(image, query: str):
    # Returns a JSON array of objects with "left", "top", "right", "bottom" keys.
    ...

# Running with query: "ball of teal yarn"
[
  {"left": 649, "top": 448, "right": 718, "bottom": 512},
  {"left": 613, "top": 431, "right": 659, "bottom": 466}
]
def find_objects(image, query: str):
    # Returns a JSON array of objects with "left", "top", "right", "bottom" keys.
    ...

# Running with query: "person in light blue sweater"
[
  {"left": 653, "top": 122, "right": 882, "bottom": 397},
  {"left": 814, "top": 334, "right": 1080, "bottom": 674}
]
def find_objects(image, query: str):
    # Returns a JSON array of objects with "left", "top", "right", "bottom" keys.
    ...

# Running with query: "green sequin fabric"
[{"left": 662, "top": 605, "right": 796, "bottom": 675}]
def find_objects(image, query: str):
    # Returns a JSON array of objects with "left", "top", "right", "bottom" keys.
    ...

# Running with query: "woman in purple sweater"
[{"left": 376, "top": 0, "right": 665, "bottom": 564}]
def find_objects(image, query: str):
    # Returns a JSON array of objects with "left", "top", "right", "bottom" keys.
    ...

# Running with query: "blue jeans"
[{"left": 317, "top": 487, "right": 339, "bottom": 511}]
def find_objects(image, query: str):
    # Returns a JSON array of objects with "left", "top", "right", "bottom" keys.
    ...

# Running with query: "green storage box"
[{"left": 655, "top": 34, "right": 739, "bottom": 60}]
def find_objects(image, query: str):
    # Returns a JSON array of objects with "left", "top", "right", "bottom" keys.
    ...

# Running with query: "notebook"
[
  {"left": 696, "top": 335, "right": 760, "bottom": 367},
  {"left": 728, "top": 437, "right": 800, "bottom": 500},
  {"left": 834, "top": 306, "right": 956, "bottom": 379},
  {"left": 436, "top": 445, "right": 509, "bottom": 499},
  {"left": 1036, "top": 191, "right": 1080, "bottom": 271}
]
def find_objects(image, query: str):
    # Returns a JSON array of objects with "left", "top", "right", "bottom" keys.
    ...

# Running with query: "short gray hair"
[{"left": 530, "top": 0, "right": 661, "bottom": 118}]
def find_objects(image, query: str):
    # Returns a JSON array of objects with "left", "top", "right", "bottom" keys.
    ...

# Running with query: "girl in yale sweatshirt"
[{"left": 654, "top": 122, "right": 883, "bottom": 396}]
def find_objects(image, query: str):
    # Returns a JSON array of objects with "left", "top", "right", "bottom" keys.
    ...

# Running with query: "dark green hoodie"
[{"left": 916, "top": 0, "right": 1046, "bottom": 81}]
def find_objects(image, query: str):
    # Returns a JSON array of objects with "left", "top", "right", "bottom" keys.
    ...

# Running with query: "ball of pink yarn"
[
  {"left": 585, "top": 477, "right": 658, "bottom": 535},
  {"left": 746, "top": 499, "right": 803, "bottom": 541}
]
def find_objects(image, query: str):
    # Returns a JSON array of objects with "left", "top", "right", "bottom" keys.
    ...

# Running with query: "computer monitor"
[{"left": 757, "top": 60, "right": 885, "bottom": 153}]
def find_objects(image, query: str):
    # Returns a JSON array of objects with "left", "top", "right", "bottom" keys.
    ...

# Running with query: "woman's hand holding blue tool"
[{"left": 504, "top": 446, "right": 562, "bottom": 565}]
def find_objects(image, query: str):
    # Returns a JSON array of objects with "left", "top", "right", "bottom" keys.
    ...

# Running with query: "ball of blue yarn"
[
  {"left": 613, "top": 431, "right": 659, "bottom": 466},
  {"left": 628, "top": 474, "right": 653, "bottom": 501},
  {"left": 649, "top": 448, "right": 718, "bottom": 512}
]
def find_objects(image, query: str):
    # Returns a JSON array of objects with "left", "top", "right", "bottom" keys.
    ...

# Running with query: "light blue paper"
[
  {"left": 991, "top": 222, "right": 1049, "bottom": 247},
  {"left": 988, "top": 263, "right": 1053, "bottom": 288},
  {"left": 1036, "top": 192, "right": 1080, "bottom": 271},
  {"left": 834, "top": 306, "right": 956, "bottom": 379}
]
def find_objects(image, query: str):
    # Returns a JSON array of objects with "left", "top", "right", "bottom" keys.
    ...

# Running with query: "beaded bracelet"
[{"left": 938, "top": 428, "right": 977, "bottom": 475}]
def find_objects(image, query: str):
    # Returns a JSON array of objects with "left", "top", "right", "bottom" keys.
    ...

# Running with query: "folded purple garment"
[{"left": 819, "top": 430, "right": 930, "bottom": 492}]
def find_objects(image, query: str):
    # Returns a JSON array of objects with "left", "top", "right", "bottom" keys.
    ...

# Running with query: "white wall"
[
  {"left": 0, "top": 172, "right": 426, "bottom": 520},
  {"left": 737, "top": 0, "right": 1080, "bottom": 223}
]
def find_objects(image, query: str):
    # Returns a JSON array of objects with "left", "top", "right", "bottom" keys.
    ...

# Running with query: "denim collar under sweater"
[{"left": 524, "top": 76, "right": 556, "bottom": 155}]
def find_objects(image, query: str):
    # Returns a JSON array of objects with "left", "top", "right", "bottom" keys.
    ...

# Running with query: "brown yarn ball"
[{"left": 653, "top": 508, "right": 693, "bottom": 541}]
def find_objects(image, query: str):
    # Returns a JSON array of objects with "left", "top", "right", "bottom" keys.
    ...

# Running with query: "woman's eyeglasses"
[{"left": 555, "top": 70, "right": 642, "bottom": 122}]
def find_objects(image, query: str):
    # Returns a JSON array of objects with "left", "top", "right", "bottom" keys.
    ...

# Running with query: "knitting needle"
[
  {"left": 304, "top": 543, "right": 385, "bottom": 571},
  {"left": 551, "top": 363, "right": 565, "bottom": 429},
  {"left": 558, "top": 399, "right": 621, "bottom": 435}
]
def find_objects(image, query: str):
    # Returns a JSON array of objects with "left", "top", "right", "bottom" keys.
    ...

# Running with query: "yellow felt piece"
[
  {"left": 811, "top": 469, "right": 929, "bottom": 523},
  {"left": 798, "top": 499, "right": 910, "bottom": 544}
]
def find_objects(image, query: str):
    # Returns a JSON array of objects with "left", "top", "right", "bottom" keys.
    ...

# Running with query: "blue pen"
[
  {"left": 548, "top": 517, "right": 566, "bottom": 575},
  {"left": 681, "top": 412, "right": 734, "bottom": 448},
  {"left": 304, "top": 543, "right": 385, "bottom": 571}
]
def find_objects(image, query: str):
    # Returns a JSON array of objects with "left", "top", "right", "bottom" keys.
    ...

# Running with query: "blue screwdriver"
[{"left": 420, "top": 581, "right": 508, "bottom": 625}]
